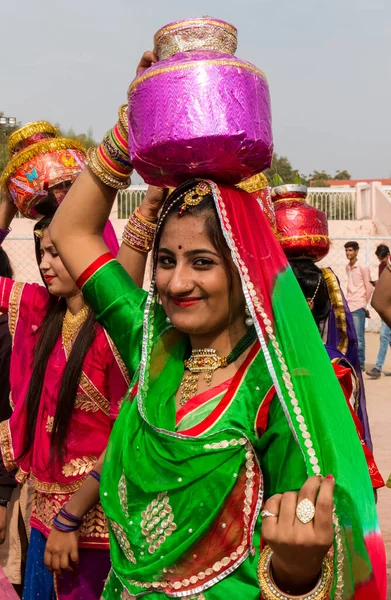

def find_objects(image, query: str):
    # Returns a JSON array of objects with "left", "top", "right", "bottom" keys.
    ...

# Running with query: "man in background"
[
  {"left": 344, "top": 241, "right": 373, "bottom": 371},
  {"left": 366, "top": 244, "right": 391, "bottom": 378}
]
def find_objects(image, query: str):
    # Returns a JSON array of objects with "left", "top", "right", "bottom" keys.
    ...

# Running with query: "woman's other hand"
[
  {"left": 261, "top": 475, "right": 335, "bottom": 594},
  {"left": 0, "top": 505, "right": 8, "bottom": 544},
  {"left": 136, "top": 51, "right": 158, "bottom": 75},
  {"left": 139, "top": 186, "right": 168, "bottom": 222},
  {"left": 44, "top": 528, "right": 79, "bottom": 576}
]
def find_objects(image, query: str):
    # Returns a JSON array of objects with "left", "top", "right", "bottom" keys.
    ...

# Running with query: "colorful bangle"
[
  {"left": 122, "top": 207, "right": 157, "bottom": 253},
  {"left": 257, "top": 545, "right": 333, "bottom": 600},
  {"left": 89, "top": 469, "right": 101, "bottom": 483},
  {"left": 0, "top": 227, "right": 11, "bottom": 245},
  {"left": 87, "top": 104, "right": 133, "bottom": 190},
  {"left": 59, "top": 507, "right": 83, "bottom": 524},
  {"left": 53, "top": 515, "right": 81, "bottom": 533}
]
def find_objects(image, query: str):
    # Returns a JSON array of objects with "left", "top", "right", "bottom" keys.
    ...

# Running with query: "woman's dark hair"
[
  {"left": 289, "top": 259, "right": 330, "bottom": 333},
  {"left": 20, "top": 215, "right": 98, "bottom": 463},
  {"left": 0, "top": 247, "right": 13, "bottom": 279}
]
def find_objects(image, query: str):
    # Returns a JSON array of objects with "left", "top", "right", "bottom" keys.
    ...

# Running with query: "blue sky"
[{"left": 1, "top": 0, "right": 390, "bottom": 179}]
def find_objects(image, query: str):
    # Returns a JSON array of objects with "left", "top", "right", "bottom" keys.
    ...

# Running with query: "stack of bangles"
[
  {"left": 52, "top": 470, "right": 101, "bottom": 533},
  {"left": 258, "top": 545, "right": 333, "bottom": 600},
  {"left": 87, "top": 104, "right": 133, "bottom": 189},
  {"left": 0, "top": 227, "right": 11, "bottom": 245},
  {"left": 122, "top": 206, "right": 157, "bottom": 253}
]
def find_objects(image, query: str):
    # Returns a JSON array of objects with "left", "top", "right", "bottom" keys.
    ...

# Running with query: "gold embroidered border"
[
  {"left": 321, "top": 268, "right": 349, "bottom": 355},
  {"left": 8, "top": 282, "right": 24, "bottom": 345},
  {"left": 105, "top": 331, "right": 130, "bottom": 386},
  {"left": 62, "top": 455, "right": 97, "bottom": 477},
  {"left": 15, "top": 467, "right": 29, "bottom": 484},
  {"left": 28, "top": 471, "right": 88, "bottom": 494},
  {"left": 74, "top": 393, "right": 99, "bottom": 413},
  {"left": 128, "top": 59, "right": 267, "bottom": 93},
  {"left": 79, "top": 373, "right": 111, "bottom": 416},
  {"left": 0, "top": 420, "right": 17, "bottom": 471}
]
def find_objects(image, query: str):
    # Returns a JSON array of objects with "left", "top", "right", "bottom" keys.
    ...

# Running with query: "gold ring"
[{"left": 296, "top": 498, "right": 315, "bottom": 524}]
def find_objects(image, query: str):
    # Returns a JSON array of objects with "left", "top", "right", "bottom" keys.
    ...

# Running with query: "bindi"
[{"left": 178, "top": 245, "right": 182, "bottom": 250}]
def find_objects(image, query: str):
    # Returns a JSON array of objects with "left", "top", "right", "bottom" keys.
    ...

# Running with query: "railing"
[
  {"left": 118, "top": 185, "right": 358, "bottom": 220},
  {"left": 306, "top": 188, "right": 356, "bottom": 220},
  {"left": 117, "top": 186, "right": 147, "bottom": 218}
]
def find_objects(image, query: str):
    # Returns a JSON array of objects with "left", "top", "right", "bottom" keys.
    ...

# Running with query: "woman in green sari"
[{"left": 47, "top": 86, "right": 386, "bottom": 599}]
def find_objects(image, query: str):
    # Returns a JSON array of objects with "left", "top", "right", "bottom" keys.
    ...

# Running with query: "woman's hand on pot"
[
  {"left": 139, "top": 186, "right": 168, "bottom": 221},
  {"left": 261, "top": 475, "right": 335, "bottom": 594},
  {"left": 136, "top": 51, "right": 158, "bottom": 74}
]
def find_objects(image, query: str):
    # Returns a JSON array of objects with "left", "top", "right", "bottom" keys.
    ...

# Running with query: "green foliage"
[
  {"left": 333, "top": 169, "right": 351, "bottom": 180},
  {"left": 57, "top": 126, "right": 97, "bottom": 150},
  {"left": 265, "top": 155, "right": 352, "bottom": 188},
  {"left": 272, "top": 173, "right": 285, "bottom": 187}
]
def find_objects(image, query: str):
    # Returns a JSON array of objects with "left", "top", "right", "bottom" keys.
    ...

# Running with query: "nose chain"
[{"left": 180, "top": 325, "right": 256, "bottom": 406}]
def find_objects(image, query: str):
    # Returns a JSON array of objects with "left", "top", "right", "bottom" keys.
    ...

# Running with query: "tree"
[
  {"left": 308, "top": 170, "right": 331, "bottom": 188},
  {"left": 264, "top": 153, "right": 301, "bottom": 185},
  {"left": 333, "top": 170, "right": 351, "bottom": 180},
  {"left": 57, "top": 126, "right": 97, "bottom": 150}
]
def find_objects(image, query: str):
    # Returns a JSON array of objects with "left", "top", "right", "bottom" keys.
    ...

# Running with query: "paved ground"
[{"left": 363, "top": 333, "right": 391, "bottom": 597}]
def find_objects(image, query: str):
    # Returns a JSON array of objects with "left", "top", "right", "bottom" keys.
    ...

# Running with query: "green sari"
[{"left": 81, "top": 182, "right": 385, "bottom": 599}]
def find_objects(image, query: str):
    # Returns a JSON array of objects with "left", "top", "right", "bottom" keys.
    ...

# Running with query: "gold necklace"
[
  {"left": 62, "top": 305, "right": 89, "bottom": 352},
  {"left": 180, "top": 349, "right": 228, "bottom": 406}
]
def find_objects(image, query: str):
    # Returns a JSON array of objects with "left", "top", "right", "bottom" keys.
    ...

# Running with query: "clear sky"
[{"left": 1, "top": 0, "right": 390, "bottom": 180}]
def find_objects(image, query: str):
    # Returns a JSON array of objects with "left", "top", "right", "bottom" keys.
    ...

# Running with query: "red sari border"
[{"left": 76, "top": 252, "right": 114, "bottom": 289}]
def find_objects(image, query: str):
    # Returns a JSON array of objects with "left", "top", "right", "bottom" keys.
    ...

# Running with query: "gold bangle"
[
  {"left": 118, "top": 104, "right": 129, "bottom": 135},
  {"left": 258, "top": 545, "right": 333, "bottom": 600},
  {"left": 134, "top": 207, "right": 157, "bottom": 228},
  {"left": 87, "top": 147, "right": 130, "bottom": 190},
  {"left": 386, "top": 256, "right": 391, "bottom": 273}
]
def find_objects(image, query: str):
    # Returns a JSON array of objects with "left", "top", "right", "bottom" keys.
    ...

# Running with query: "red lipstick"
[
  {"left": 171, "top": 296, "right": 202, "bottom": 308},
  {"left": 44, "top": 275, "right": 56, "bottom": 283}
]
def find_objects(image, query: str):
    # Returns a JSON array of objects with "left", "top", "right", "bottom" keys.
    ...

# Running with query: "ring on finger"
[
  {"left": 261, "top": 509, "right": 278, "bottom": 518},
  {"left": 296, "top": 498, "right": 315, "bottom": 524}
]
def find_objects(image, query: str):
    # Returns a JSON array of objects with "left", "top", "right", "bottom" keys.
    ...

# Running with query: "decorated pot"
[
  {"left": 237, "top": 173, "right": 276, "bottom": 230},
  {"left": 1, "top": 122, "right": 86, "bottom": 219},
  {"left": 272, "top": 184, "right": 330, "bottom": 262},
  {"left": 128, "top": 17, "right": 273, "bottom": 187}
]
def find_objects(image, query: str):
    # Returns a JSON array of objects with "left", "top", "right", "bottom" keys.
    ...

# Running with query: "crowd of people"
[{"left": 0, "top": 43, "right": 389, "bottom": 600}]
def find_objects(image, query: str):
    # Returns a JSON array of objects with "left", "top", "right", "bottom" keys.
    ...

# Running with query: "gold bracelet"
[
  {"left": 87, "top": 147, "right": 131, "bottom": 190},
  {"left": 386, "top": 256, "right": 391, "bottom": 274},
  {"left": 122, "top": 208, "right": 157, "bottom": 252},
  {"left": 118, "top": 104, "right": 129, "bottom": 135},
  {"left": 258, "top": 546, "right": 333, "bottom": 600}
]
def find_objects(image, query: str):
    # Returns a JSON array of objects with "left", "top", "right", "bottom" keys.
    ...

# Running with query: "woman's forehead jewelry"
[
  {"left": 178, "top": 181, "right": 211, "bottom": 216},
  {"left": 34, "top": 229, "right": 44, "bottom": 239}
]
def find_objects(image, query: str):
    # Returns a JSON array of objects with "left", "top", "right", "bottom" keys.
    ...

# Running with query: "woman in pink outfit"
[{"left": 0, "top": 193, "right": 129, "bottom": 600}]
